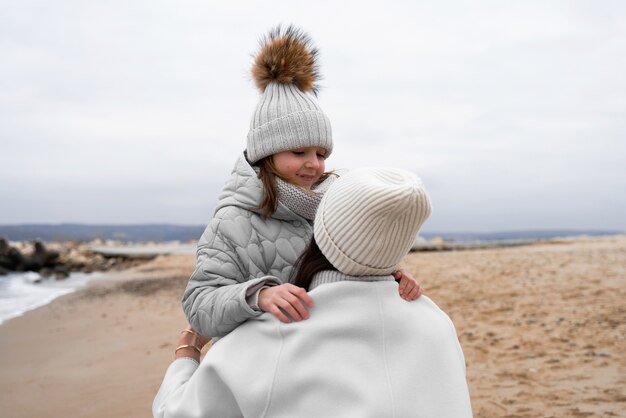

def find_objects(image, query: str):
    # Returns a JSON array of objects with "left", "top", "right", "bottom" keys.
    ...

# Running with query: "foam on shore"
[{"left": 0, "top": 272, "right": 103, "bottom": 325}]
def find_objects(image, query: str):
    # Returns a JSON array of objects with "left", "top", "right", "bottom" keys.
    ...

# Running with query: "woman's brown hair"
[
  {"left": 256, "top": 156, "right": 333, "bottom": 219},
  {"left": 292, "top": 238, "right": 336, "bottom": 290}
]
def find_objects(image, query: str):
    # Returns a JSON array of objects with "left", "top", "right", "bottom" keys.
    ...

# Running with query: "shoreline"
[
  {"left": 0, "top": 254, "right": 196, "bottom": 418},
  {"left": 0, "top": 240, "right": 195, "bottom": 326},
  {"left": 0, "top": 236, "right": 624, "bottom": 417},
  {"left": 0, "top": 271, "right": 108, "bottom": 326}
]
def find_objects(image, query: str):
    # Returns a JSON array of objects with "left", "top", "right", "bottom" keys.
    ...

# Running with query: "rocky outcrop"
[
  {"left": 0, "top": 237, "right": 58, "bottom": 274},
  {"left": 0, "top": 237, "right": 149, "bottom": 278}
]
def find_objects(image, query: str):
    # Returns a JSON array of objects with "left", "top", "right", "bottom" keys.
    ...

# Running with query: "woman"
[{"left": 155, "top": 167, "right": 473, "bottom": 417}]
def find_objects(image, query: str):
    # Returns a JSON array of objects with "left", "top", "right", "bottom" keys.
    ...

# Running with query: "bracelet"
[
  {"left": 175, "top": 344, "right": 202, "bottom": 355},
  {"left": 181, "top": 329, "right": 201, "bottom": 338}
]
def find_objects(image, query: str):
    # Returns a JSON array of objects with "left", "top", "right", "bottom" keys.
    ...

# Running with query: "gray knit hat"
[
  {"left": 246, "top": 26, "right": 333, "bottom": 164},
  {"left": 314, "top": 168, "right": 432, "bottom": 276}
]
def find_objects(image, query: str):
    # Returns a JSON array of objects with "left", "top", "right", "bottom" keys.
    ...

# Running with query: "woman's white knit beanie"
[
  {"left": 314, "top": 167, "right": 432, "bottom": 276},
  {"left": 246, "top": 26, "right": 333, "bottom": 164}
]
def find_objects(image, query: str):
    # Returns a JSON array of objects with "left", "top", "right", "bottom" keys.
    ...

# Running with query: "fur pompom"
[{"left": 251, "top": 25, "right": 321, "bottom": 95}]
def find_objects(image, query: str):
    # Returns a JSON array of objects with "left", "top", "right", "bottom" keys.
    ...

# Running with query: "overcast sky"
[{"left": 1, "top": 1, "right": 625, "bottom": 232}]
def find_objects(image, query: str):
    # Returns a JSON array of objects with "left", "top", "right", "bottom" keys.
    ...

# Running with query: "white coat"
[{"left": 155, "top": 276, "right": 473, "bottom": 418}]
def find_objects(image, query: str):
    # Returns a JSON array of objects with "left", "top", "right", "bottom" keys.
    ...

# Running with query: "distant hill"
[
  {"left": 418, "top": 230, "right": 623, "bottom": 242},
  {"left": 0, "top": 224, "right": 621, "bottom": 243},
  {"left": 0, "top": 224, "right": 206, "bottom": 242}
]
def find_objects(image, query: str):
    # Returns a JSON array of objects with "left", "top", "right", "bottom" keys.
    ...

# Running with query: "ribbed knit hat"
[
  {"left": 314, "top": 168, "right": 432, "bottom": 276},
  {"left": 246, "top": 26, "right": 333, "bottom": 164}
]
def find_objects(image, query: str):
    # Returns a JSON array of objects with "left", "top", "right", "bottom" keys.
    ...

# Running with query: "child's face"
[{"left": 272, "top": 147, "right": 327, "bottom": 190}]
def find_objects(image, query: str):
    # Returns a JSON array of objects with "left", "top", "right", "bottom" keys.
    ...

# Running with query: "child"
[
  {"left": 183, "top": 26, "right": 422, "bottom": 341},
  {"left": 155, "top": 167, "right": 472, "bottom": 418}
]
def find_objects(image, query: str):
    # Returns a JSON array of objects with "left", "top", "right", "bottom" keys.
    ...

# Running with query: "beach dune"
[{"left": 0, "top": 236, "right": 624, "bottom": 417}]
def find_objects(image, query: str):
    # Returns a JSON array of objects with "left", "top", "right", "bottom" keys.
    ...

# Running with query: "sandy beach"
[{"left": 0, "top": 235, "right": 624, "bottom": 417}]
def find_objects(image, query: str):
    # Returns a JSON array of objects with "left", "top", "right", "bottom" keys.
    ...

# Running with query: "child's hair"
[
  {"left": 256, "top": 155, "right": 333, "bottom": 219},
  {"left": 256, "top": 156, "right": 281, "bottom": 218},
  {"left": 292, "top": 238, "right": 336, "bottom": 290}
]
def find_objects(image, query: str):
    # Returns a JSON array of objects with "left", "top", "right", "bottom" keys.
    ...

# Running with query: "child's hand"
[
  {"left": 393, "top": 270, "right": 423, "bottom": 301},
  {"left": 258, "top": 284, "right": 314, "bottom": 323}
]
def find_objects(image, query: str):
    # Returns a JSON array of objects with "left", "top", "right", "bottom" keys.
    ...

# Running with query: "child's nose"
[{"left": 305, "top": 155, "right": 320, "bottom": 169}]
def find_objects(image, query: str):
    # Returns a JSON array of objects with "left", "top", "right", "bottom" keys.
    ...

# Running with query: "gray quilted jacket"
[{"left": 183, "top": 153, "right": 314, "bottom": 339}]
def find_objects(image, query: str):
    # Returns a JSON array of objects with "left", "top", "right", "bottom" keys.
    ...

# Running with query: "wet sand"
[{"left": 0, "top": 236, "right": 624, "bottom": 417}]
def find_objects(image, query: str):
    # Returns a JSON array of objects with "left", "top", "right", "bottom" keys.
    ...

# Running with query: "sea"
[{"left": 0, "top": 271, "right": 104, "bottom": 325}]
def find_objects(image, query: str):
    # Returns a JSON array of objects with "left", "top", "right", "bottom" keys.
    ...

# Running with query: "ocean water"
[{"left": 0, "top": 271, "right": 103, "bottom": 325}]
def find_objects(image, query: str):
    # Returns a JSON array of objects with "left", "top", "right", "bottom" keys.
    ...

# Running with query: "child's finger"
[
  {"left": 290, "top": 285, "right": 314, "bottom": 308},
  {"left": 268, "top": 304, "right": 292, "bottom": 323},
  {"left": 288, "top": 296, "right": 311, "bottom": 320},
  {"left": 398, "top": 277, "right": 409, "bottom": 295},
  {"left": 405, "top": 285, "right": 421, "bottom": 301},
  {"left": 276, "top": 298, "right": 305, "bottom": 321},
  {"left": 278, "top": 291, "right": 311, "bottom": 321}
]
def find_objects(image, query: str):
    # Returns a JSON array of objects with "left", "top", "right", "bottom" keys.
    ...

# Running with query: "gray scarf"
[{"left": 276, "top": 174, "right": 337, "bottom": 220}]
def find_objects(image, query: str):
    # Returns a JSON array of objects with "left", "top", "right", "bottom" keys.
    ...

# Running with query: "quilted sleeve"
[{"left": 182, "top": 211, "right": 282, "bottom": 338}]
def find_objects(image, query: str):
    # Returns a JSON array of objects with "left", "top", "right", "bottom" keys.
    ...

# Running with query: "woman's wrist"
[
  {"left": 175, "top": 328, "right": 209, "bottom": 361},
  {"left": 175, "top": 346, "right": 202, "bottom": 361}
]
